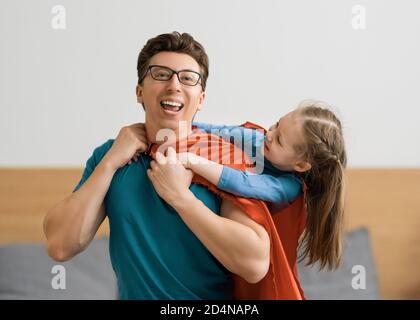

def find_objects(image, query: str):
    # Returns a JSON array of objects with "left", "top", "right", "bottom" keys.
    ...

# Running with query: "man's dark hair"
[{"left": 137, "top": 32, "right": 209, "bottom": 91}]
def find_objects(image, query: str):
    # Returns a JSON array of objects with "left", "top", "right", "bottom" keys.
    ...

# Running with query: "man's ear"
[
  {"left": 136, "top": 85, "right": 144, "bottom": 104},
  {"left": 197, "top": 91, "right": 205, "bottom": 111},
  {"left": 293, "top": 160, "right": 311, "bottom": 173}
]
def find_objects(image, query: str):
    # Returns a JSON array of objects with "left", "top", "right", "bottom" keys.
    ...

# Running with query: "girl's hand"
[
  {"left": 176, "top": 152, "right": 191, "bottom": 168},
  {"left": 147, "top": 147, "right": 194, "bottom": 206}
]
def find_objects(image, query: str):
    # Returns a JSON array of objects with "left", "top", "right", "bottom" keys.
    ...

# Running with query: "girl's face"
[{"left": 261, "top": 111, "right": 311, "bottom": 172}]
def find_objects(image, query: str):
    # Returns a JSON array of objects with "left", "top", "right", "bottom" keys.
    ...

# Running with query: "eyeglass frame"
[{"left": 140, "top": 65, "right": 204, "bottom": 89}]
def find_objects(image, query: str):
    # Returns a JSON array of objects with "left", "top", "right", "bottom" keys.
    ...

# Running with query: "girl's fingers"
[
  {"left": 150, "top": 160, "right": 157, "bottom": 170},
  {"left": 166, "top": 147, "right": 177, "bottom": 164},
  {"left": 156, "top": 152, "right": 167, "bottom": 165}
]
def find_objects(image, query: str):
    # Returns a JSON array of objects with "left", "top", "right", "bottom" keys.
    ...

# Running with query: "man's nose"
[
  {"left": 266, "top": 131, "right": 273, "bottom": 142},
  {"left": 166, "top": 74, "right": 182, "bottom": 91}
]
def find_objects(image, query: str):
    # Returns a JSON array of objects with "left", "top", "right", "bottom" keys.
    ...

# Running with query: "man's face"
[{"left": 136, "top": 51, "right": 205, "bottom": 140}]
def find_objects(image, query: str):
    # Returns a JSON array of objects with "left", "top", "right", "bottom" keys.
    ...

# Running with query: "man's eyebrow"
[{"left": 182, "top": 68, "right": 199, "bottom": 72}]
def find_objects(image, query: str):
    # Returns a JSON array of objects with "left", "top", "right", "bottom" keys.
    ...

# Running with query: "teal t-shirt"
[{"left": 73, "top": 139, "right": 233, "bottom": 300}]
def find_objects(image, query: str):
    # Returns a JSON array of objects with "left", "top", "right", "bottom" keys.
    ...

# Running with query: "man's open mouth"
[{"left": 160, "top": 100, "right": 184, "bottom": 113}]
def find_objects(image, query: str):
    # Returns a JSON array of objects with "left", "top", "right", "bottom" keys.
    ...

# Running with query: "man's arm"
[
  {"left": 43, "top": 160, "right": 116, "bottom": 261},
  {"left": 44, "top": 123, "right": 148, "bottom": 262},
  {"left": 148, "top": 148, "right": 270, "bottom": 283},
  {"left": 169, "top": 192, "right": 270, "bottom": 284}
]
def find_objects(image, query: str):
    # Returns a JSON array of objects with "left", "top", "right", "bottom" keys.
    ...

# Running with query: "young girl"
[{"left": 187, "top": 99, "right": 347, "bottom": 270}]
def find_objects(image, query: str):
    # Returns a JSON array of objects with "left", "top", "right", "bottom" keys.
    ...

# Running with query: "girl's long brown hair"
[{"left": 294, "top": 100, "right": 347, "bottom": 270}]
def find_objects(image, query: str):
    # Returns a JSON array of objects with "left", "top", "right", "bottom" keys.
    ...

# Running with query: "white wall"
[{"left": 0, "top": 0, "right": 419, "bottom": 167}]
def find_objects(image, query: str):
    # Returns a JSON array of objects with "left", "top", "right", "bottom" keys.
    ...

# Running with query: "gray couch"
[{"left": 0, "top": 228, "right": 380, "bottom": 300}]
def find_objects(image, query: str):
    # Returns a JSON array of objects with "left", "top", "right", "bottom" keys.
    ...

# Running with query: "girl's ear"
[
  {"left": 294, "top": 160, "right": 311, "bottom": 173},
  {"left": 136, "top": 85, "right": 144, "bottom": 104}
]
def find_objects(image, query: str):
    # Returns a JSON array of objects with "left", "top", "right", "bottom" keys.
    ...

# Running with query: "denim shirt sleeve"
[
  {"left": 193, "top": 122, "right": 265, "bottom": 160},
  {"left": 218, "top": 166, "right": 302, "bottom": 204}
]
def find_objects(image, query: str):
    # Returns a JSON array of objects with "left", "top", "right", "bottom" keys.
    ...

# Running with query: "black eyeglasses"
[{"left": 142, "top": 65, "right": 203, "bottom": 87}]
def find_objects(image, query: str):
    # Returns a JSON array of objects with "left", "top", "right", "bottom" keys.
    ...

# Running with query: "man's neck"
[{"left": 146, "top": 121, "right": 193, "bottom": 145}]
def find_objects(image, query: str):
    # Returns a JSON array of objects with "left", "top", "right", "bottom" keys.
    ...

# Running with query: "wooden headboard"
[{"left": 0, "top": 168, "right": 419, "bottom": 299}]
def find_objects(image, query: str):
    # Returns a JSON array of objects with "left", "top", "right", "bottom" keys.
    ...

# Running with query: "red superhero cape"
[{"left": 148, "top": 122, "right": 307, "bottom": 300}]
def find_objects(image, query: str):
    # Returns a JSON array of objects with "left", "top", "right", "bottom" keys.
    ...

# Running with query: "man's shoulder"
[
  {"left": 89, "top": 138, "right": 115, "bottom": 163},
  {"left": 95, "top": 138, "right": 115, "bottom": 151}
]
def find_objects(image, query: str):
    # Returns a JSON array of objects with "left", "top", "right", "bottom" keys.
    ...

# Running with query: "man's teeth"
[
  {"left": 160, "top": 101, "right": 184, "bottom": 112},
  {"left": 161, "top": 101, "right": 182, "bottom": 107}
]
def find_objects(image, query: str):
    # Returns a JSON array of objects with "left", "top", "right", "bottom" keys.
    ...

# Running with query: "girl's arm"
[
  {"left": 218, "top": 167, "right": 302, "bottom": 204},
  {"left": 185, "top": 153, "right": 302, "bottom": 204},
  {"left": 193, "top": 121, "right": 239, "bottom": 133},
  {"left": 184, "top": 153, "right": 224, "bottom": 186},
  {"left": 193, "top": 122, "right": 265, "bottom": 159}
]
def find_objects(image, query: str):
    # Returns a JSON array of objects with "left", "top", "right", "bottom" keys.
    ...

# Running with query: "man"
[{"left": 43, "top": 32, "right": 270, "bottom": 299}]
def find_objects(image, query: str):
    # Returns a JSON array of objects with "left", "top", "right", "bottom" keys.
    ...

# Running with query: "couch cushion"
[
  {"left": 297, "top": 227, "right": 381, "bottom": 299},
  {"left": 0, "top": 237, "right": 117, "bottom": 300}
]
